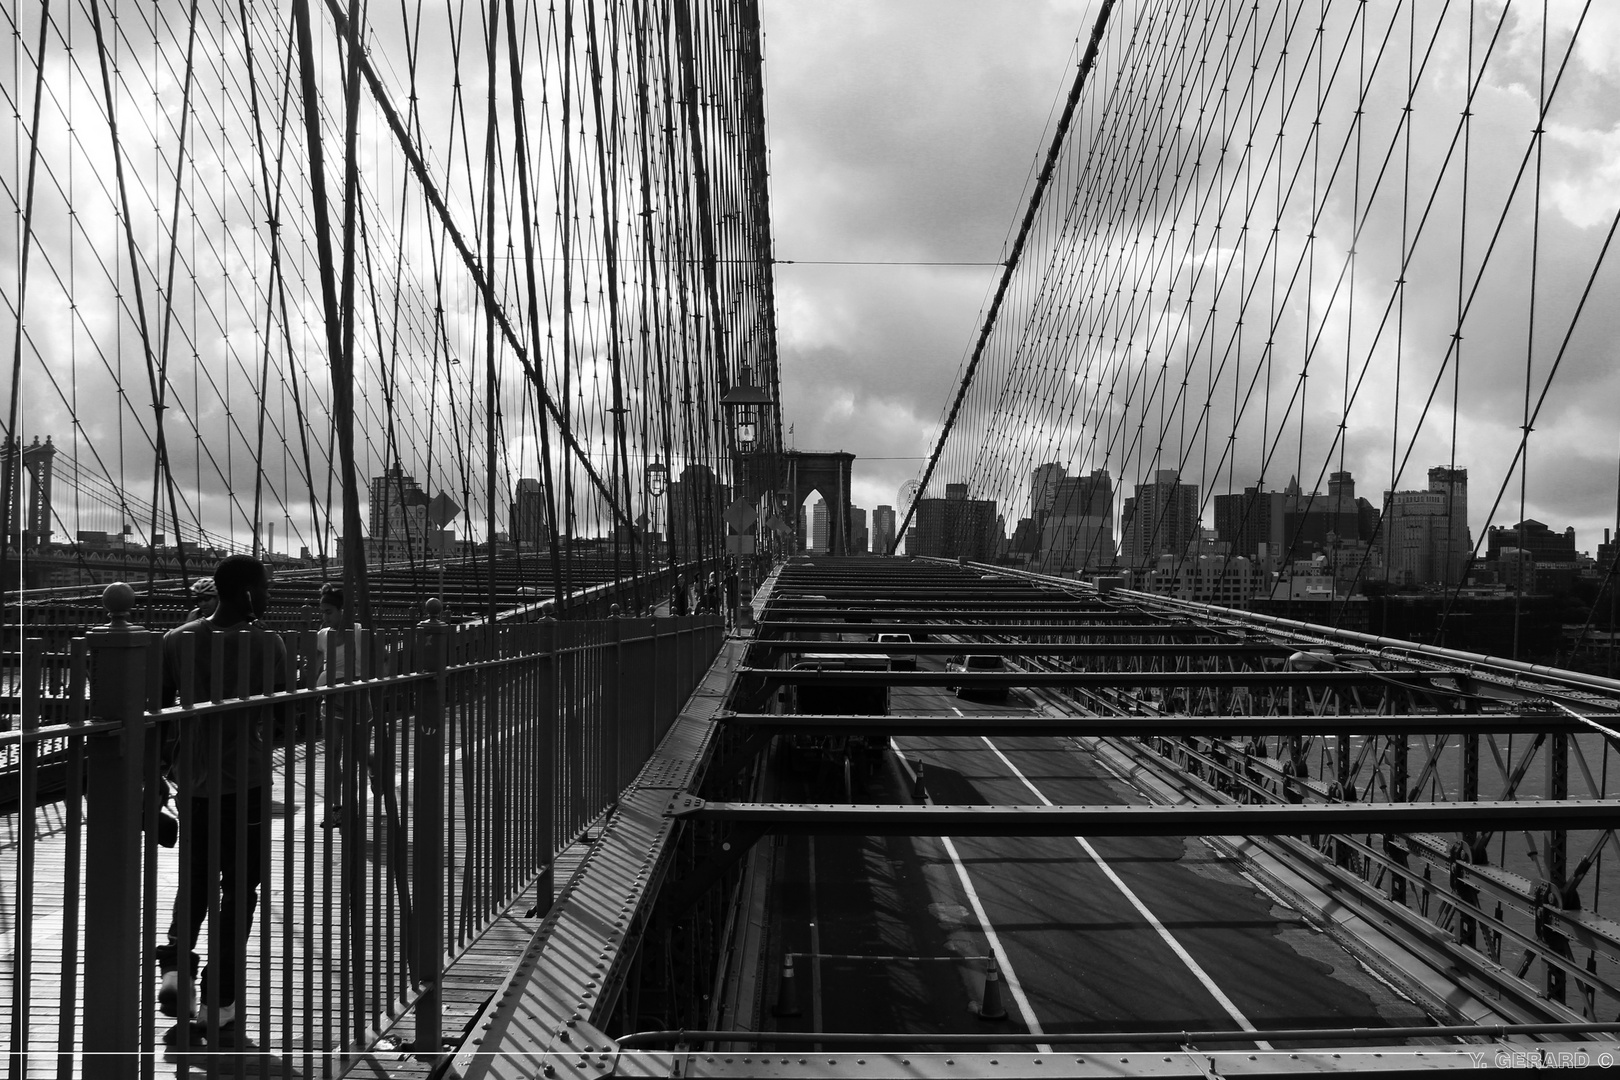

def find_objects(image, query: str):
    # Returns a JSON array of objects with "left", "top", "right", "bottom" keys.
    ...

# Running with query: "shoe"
[
  {"left": 206, "top": 1004, "right": 248, "bottom": 1049},
  {"left": 163, "top": 1020, "right": 204, "bottom": 1049},
  {"left": 158, "top": 970, "right": 190, "bottom": 1018}
]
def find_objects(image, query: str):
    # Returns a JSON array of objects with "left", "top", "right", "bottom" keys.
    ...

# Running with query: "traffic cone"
[
  {"left": 911, "top": 760, "right": 927, "bottom": 801},
  {"left": 773, "top": 954, "right": 803, "bottom": 1017},
  {"left": 977, "top": 957, "right": 1007, "bottom": 1020}
]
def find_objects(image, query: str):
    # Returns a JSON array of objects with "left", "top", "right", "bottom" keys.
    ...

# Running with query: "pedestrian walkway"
[
  {"left": 443, "top": 634, "right": 748, "bottom": 1080},
  {"left": 0, "top": 734, "right": 596, "bottom": 1078}
]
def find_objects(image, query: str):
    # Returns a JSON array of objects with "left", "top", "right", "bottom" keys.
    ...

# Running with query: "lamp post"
[
  {"left": 720, "top": 364, "right": 772, "bottom": 485},
  {"left": 646, "top": 460, "right": 668, "bottom": 591},
  {"left": 720, "top": 364, "right": 774, "bottom": 592}
]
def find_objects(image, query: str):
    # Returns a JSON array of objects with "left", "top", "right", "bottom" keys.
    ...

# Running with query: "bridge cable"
[{"left": 893, "top": 0, "right": 1118, "bottom": 553}]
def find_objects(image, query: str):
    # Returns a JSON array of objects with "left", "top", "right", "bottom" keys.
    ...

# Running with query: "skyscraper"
[
  {"left": 1038, "top": 468, "right": 1114, "bottom": 571},
  {"left": 666, "top": 464, "right": 729, "bottom": 558},
  {"left": 911, "top": 484, "right": 1000, "bottom": 560},
  {"left": 851, "top": 506, "right": 869, "bottom": 553},
  {"left": 511, "top": 478, "right": 548, "bottom": 546},
  {"left": 811, "top": 498, "right": 829, "bottom": 553},
  {"left": 1428, "top": 466, "right": 1470, "bottom": 583},
  {"left": 873, "top": 504, "right": 896, "bottom": 555},
  {"left": 369, "top": 462, "right": 425, "bottom": 538},
  {"left": 1030, "top": 462, "right": 1066, "bottom": 527},
  {"left": 1120, "top": 470, "right": 1199, "bottom": 568}
]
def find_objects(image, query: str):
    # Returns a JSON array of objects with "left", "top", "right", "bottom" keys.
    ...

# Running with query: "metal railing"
[{"left": 1, "top": 585, "right": 725, "bottom": 1079}]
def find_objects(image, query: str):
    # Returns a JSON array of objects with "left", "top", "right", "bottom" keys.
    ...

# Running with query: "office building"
[
  {"left": 1120, "top": 470, "right": 1199, "bottom": 568},
  {"left": 511, "top": 478, "right": 548, "bottom": 547},
  {"left": 1030, "top": 462, "right": 1066, "bottom": 527},
  {"left": 910, "top": 483, "right": 1000, "bottom": 561},
  {"left": 666, "top": 464, "right": 729, "bottom": 558},
  {"left": 1037, "top": 468, "right": 1114, "bottom": 571},
  {"left": 1381, "top": 468, "right": 1471, "bottom": 587},
  {"left": 873, "top": 504, "right": 896, "bottom": 556}
]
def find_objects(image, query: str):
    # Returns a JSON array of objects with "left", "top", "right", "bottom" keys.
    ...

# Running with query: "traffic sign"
[
  {"left": 427, "top": 492, "right": 462, "bottom": 528},
  {"left": 722, "top": 497, "right": 757, "bottom": 533}
]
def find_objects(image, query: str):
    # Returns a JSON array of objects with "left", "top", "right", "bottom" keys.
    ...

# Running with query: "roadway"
[{"left": 759, "top": 649, "right": 1433, "bottom": 1050}]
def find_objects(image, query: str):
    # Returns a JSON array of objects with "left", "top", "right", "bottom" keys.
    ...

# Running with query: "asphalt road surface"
[{"left": 760, "top": 654, "right": 1432, "bottom": 1051}]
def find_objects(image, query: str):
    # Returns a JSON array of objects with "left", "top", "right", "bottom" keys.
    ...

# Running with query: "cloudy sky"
[
  {"left": 10, "top": 0, "right": 1620, "bottom": 560},
  {"left": 760, "top": 0, "right": 1096, "bottom": 518},
  {"left": 759, "top": 1, "right": 1620, "bottom": 554}
]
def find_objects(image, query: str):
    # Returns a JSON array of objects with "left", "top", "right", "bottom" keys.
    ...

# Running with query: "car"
[
  {"left": 947, "top": 654, "right": 1009, "bottom": 702},
  {"left": 877, "top": 633, "right": 915, "bottom": 670}
]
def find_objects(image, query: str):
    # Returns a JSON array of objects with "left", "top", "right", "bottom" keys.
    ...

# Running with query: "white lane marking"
[
  {"left": 982, "top": 737, "right": 1274, "bottom": 1050},
  {"left": 894, "top": 745, "right": 1050, "bottom": 1050}
]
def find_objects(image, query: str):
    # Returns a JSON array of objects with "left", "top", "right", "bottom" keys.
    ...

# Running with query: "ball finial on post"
[{"left": 102, "top": 582, "right": 136, "bottom": 628}]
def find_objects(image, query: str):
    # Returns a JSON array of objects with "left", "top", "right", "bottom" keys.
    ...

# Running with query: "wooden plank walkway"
[{"left": 1, "top": 735, "right": 603, "bottom": 1079}]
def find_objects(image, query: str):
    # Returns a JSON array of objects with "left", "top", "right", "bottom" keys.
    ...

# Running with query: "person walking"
[
  {"left": 184, "top": 577, "right": 218, "bottom": 623},
  {"left": 157, "top": 555, "right": 287, "bottom": 1048},
  {"left": 724, "top": 564, "right": 740, "bottom": 627},
  {"left": 306, "top": 583, "right": 361, "bottom": 827},
  {"left": 670, "top": 575, "right": 689, "bottom": 616}
]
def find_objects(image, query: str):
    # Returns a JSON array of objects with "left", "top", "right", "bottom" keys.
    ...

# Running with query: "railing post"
[
  {"left": 83, "top": 583, "right": 149, "bottom": 1080},
  {"left": 535, "top": 617, "right": 556, "bottom": 912},
  {"left": 690, "top": 614, "right": 703, "bottom": 691},
  {"left": 629, "top": 616, "right": 657, "bottom": 758},
  {"left": 413, "top": 600, "right": 449, "bottom": 1056},
  {"left": 676, "top": 615, "right": 691, "bottom": 703},
  {"left": 607, "top": 610, "right": 624, "bottom": 793}
]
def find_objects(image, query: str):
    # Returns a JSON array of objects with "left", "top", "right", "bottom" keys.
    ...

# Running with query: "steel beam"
[
  {"left": 766, "top": 606, "right": 1144, "bottom": 617},
  {"left": 750, "top": 641, "right": 1288, "bottom": 657},
  {"left": 605, "top": 1039, "right": 1620, "bottom": 1079},
  {"left": 716, "top": 711, "right": 1607, "bottom": 737},
  {"left": 665, "top": 794, "right": 1619, "bottom": 835},
  {"left": 755, "top": 621, "right": 1218, "bottom": 636},
  {"left": 747, "top": 667, "right": 1429, "bottom": 688}
]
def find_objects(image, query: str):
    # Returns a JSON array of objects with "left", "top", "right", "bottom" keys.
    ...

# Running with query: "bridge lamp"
[
  {"left": 646, "top": 461, "right": 668, "bottom": 497},
  {"left": 720, "top": 364, "right": 772, "bottom": 452}
]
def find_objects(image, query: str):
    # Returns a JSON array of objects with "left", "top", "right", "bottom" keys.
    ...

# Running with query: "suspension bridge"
[{"left": 5, "top": 1, "right": 1620, "bottom": 1077}]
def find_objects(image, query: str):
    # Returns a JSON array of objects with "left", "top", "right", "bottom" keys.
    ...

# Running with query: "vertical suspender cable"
[
  {"left": 484, "top": 0, "right": 501, "bottom": 630},
  {"left": 294, "top": 0, "right": 374, "bottom": 627},
  {"left": 505, "top": 0, "right": 569, "bottom": 607}
]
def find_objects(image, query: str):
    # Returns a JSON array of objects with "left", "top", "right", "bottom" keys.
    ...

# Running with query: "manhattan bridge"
[{"left": 5, "top": 2, "right": 1620, "bottom": 1078}]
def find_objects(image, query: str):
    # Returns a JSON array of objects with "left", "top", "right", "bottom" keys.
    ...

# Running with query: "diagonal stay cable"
[{"left": 893, "top": 0, "right": 1116, "bottom": 553}]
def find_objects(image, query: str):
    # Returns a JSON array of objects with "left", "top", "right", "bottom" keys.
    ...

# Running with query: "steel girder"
[
  {"left": 665, "top": 794, "right": 1616, "bottom": 835},
  {"left": 715, "top": 711, "right": 1613, "bottom": 737},
  {"left": 750, "top": 667, "right": 1435, "bottom": 688}
]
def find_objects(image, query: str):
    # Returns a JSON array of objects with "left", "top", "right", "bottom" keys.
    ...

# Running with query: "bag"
[{"left": 145, "top": 780, "right": 179, "bottom": 848}]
